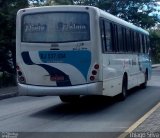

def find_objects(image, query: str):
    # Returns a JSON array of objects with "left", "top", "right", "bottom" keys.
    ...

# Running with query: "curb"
[
  {"left": 0, "top": 92, "right": 18, "bottom": 100},
  {"left": 0, "top": 86, "right": 18, "bottom": 100},
  {"left": 118, "top": 102, "right": 160, "bottom": 138},
  {"left": 152, "top": 64, "right": 160, "bottom": 68}
]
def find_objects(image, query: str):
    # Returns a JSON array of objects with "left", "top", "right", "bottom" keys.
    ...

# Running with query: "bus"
[{"left": 16, "top": 5, "right": 151, "bottom": 102}]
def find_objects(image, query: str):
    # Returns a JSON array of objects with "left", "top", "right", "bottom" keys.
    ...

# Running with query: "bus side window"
[
  {"left": 144, "top": 36, "right": 147, "bottom": 53},
  {"left": 146, "top": 36, "right": 150, "bottom": 53},
  {"left": 139, "top": 34, "right": 143, "bottom": 53},
  {"left": 132, "top": 31, "right": 135, "bottom": 52},
  {"left": 147, "top": 36, "right": 150, "bottom": 54},
  {"left": 110, "top": 23, "right": 116, "bottom": 52},
  {"left": 142, "top": 35, "right": 146, "bottom": 53},
  {"left": 122, "top": 27, "right": 127, "bottom": 52},
  {"left": 118, "top": 26, "right": 123, "bottom": 52},
  {"left": 115, "top": 25, "right": 119, "bottom": 52},
  {"left": 134, "top": 32, "right": 138, "bottom": 52},
  {"left": 112, "top": 24, "right": 119, "bottom": 52},
  {"left": 137, "top": 33, "right": 141, "bottom": 53},
  {"left": 104, "top": 21, "right": 112, "bottom": 52},
  {"left": 126, "top": 29, "right": 131, "bottom": 52},
  {"left": 100, "top": 19, "right": 106, "bottom": 53}
]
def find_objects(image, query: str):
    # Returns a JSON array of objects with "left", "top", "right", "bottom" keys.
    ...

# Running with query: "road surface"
[{"left": 0, "top": 68, "right": 160, "bottom": 138}]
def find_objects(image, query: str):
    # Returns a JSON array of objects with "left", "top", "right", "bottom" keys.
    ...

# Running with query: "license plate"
[{"left": 50, "top": 76, "right": 64, "bottom": 81}]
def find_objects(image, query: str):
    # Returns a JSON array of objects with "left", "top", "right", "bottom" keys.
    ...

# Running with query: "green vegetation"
[
  {"left": 74, "top": 0, "right": 158, "bottom": 29},
  {"left": 29, "top": 0, "right": 73, "bottom": 6},
  {"left": 0, "top": 0, "right": 28, "bottom": 87},
  {"left": 150, "top": 29, "right": 160, "bottom": 63}
]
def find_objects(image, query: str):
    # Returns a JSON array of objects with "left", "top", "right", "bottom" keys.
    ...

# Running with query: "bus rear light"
[
  {"left": 18, "top": 75, "right": 26, "bottom": 84},
  {"left": 19, "top": 76, "right": 26, "bottom": 83},
  {"left": 18, "top": 71, "right": 23, "bottom": 76},
  {"left": 90, "top": 76, "right": 95, "bottom": 81},
  {"left": 16, "top": 65, "right": 20, "bottom": 71},
  {"left": 92, "top": 70, "right": 97, "bottom": 75},
  {"left": 89, "top": 64, "right": 99, "bottom": 81},
  {"left": 17, "top": 66, "right": 26, "bottom": 84},
  {"left": 94, "top": 64, "right": 99, "bottom": 70}
]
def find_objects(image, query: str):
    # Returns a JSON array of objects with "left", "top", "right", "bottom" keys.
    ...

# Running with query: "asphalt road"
[{"left": 0, "top": 68, "right": 160, "bottom": 138}]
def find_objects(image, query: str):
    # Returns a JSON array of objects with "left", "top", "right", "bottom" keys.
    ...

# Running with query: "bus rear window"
[{"left": 22, "top": 12, "right": 90, "bottom": 43}]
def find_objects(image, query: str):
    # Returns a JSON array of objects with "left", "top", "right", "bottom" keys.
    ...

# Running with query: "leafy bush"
[
  {"left": 0, "top": 72, "right": 17, "bottom": 88},
  {"left": 150, "top": 29, "right": 160, "bottom": 64}
]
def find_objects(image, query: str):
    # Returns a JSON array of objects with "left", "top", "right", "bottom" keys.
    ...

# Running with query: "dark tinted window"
[
  {"left": 118, "top": 26, "right": 123, "bottom": 52},
  {"left": 142, "top": 35, "right": 146, "bottom": 53},
  {"left": 104, "top": 22, "right": 112, "bottom": 52},
  {"left": 22, "top": 12, "right": 90, "bottom": 43},
  {"left": 100, "top": 19, "right": 112, "bottom": 53},
  {"left": 100, "top": 19, "right": 106, "bottom": 52},
  {"left": 122, "top": 28, "right": 127, "bottom": 52}
]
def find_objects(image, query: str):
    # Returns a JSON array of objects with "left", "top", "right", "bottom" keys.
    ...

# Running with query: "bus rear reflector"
[
  {"left": 92, "top": 70, "right": 97, "bottom": 75},
  {"left": 90, "top": 76, "right": 95, "bottom": 81},
  {"left": 18, "top": 71, "right": 22, "bottom": 76},
  {"left": 17, "top": 65, "right": 26, "bottom": 84},
  {"left": 19, "top": 76, "right": 25, "bottom": 83},
  {"left": 94, "top": 64, "right": 99, "bottom": 70},
  {"left": 16, "top": 65, "right": 20, "bottom": 71}
]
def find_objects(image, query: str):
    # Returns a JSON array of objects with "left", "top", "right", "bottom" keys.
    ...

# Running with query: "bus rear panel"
[{"left": 16, "top": 6, "right": 103, "bottom": 96}]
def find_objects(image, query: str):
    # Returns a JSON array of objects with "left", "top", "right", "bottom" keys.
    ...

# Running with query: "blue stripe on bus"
[
  {"left": 39, "top": 50, "right": 91, "bottom": 80},
  {"left": 21, "top": 51, "right": 72, "bottom": 86},
  {"left": 21, "top": 52, "right": 34, "bottom": 65}
]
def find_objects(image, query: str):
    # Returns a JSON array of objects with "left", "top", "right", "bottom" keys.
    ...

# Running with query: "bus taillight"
[
  {"left": 90, "top": 76, "right": 95, "bottom": 81},
  {"left": 94, "top": 64, "right": 99, "bottom": 70},
  {"left": 90, "top": 64, "right": 99, "bottom": 81},
  {"left": 19, "top": 76, "right": 26, "bottom": 83},
  {"left": 16, "top": 65, "right": 20, "bottom": 71},
  {"left": 16, "top": 65, "right": 26, "bottom": 84},
  {"left": 92, "top": 70, "right": 97, "bottom": 75}
]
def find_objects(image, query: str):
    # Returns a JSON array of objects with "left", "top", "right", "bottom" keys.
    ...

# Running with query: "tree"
[
  {"left": 150, "top": 29, "right": 160, "bottom": 63},
  {"left": 74, "top": 0, "right": 158, "bottom": 29},
  {"left": 29, "top": 0, "right": 73, "bottom": 6},
  {"left": 29, "top": 0, "right": 44, "bottom": 7},
  {"left": 46, "top": 0, "right": 73, "bottom": 5},
  {"left": 0, "top": 0, "right": 28, "bottom": 85}
]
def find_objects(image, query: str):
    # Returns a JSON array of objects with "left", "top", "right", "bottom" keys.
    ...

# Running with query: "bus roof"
[{"left": 19, "top": 5, "right": 149, "bottom": 35}]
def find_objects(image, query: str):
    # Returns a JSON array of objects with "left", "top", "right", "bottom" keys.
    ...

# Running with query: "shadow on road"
[
  {"left": 29, "top": 85, "right": 158, "bottom": 119},
  {"left": 30, "top": 95, "right": 117, "bottom": 117}
]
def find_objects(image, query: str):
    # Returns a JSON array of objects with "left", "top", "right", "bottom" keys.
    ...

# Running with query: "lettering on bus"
[
  {"left": 24, "top": 23, "right": 47, "bottom": 33},
  {"left": 56, "top": 22, "right": 87, "bottom": 32},
  {"left": 39, "top": 53, "right": 66, "bottom": 61}
]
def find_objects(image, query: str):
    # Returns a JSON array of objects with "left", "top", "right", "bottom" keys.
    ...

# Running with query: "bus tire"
[
  {"left": 59, "top": 95, "right": 80, "bottom": 103},
  {"left": 118, "top": 75, "right": 127, "bottom": 101},
  {"left": 140, "top": 71, "right": 148, "bottom": 89}
]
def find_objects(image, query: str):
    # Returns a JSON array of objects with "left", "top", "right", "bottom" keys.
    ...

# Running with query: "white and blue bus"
[{"left": 16, "top": 6, "right": 151, "bottom": 102}]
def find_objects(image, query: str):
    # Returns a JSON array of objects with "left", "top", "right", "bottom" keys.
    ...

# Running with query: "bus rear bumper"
[{"left": 18, "top": 82, "right": 103, "bottom": 96}]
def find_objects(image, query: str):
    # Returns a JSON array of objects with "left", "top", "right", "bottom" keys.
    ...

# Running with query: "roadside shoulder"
[
  {"left": 0, "top": 86, "right": 18, "bottom": 100},
  {"left": 118, "top": 102, "right": 160, "bottom": 138}
]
